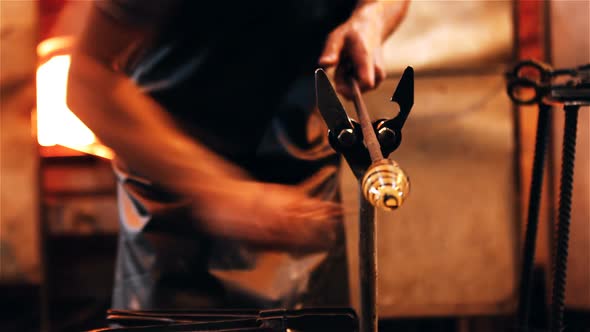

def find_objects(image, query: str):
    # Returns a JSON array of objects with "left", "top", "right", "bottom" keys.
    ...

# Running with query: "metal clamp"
[{"left": 315, "top": 67, "right": 414, "bottom": 178}]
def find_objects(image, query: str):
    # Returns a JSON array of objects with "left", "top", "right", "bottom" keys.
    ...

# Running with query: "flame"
[{"left": 36, "top": 38, "right": 114, "bottom": 159}]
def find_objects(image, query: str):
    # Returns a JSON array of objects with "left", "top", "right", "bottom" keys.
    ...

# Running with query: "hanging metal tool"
[
  {"left": 507, "top": 59, "right": 589, "bottom": 332},
  {"left": 315, "top": 67, "right": 414, "bottom": 332},
  {"left": 508, "top": 60, "right": 590, "bottom": 106}
]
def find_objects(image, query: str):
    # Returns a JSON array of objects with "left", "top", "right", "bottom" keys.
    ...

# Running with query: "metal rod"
[
  {"left": 351, "top": 79, "right": 384, "bottom": 163},
  {"left": 551, "top": 105, "right": 579, "bottom": 332},
  {"left": 350, "top": 78, "right": 379, "bottom": 332},
  {"left": 359, "top": 183, "right": 377, "bottom": 332},
  {"left": 517, "top": 103, "right": 551, "bottom": 328}
]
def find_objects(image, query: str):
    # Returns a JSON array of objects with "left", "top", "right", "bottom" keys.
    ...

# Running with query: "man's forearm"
[
  {"left": 63, "top": 3, "right": 344, "bottom": 251},
  {"left": 67, "top": 52, "right": 247, "bottom": 197}
]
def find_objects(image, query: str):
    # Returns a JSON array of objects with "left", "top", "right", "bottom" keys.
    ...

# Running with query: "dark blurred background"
[{"left": 0, "top": 1, "right": 588, "bottom": 331}]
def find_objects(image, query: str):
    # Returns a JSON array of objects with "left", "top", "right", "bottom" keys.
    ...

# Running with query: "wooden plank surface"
[
  {"left": 0, "top": 1, "right": 37, "bottom": 88},
  {"left": 0, "top": 1, "right": 40, "bottom": 284},
  {"left": 383, "top": 0, "right": 512, "bottom": 74}
]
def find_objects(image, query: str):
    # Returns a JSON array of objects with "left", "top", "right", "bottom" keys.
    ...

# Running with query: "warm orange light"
[{"left": 36, "top": 37, "right": 114, "bottom": 160}]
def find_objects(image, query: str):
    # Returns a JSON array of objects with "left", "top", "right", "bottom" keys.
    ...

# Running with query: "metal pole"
[
  {"left": 350, "top": 78, "right": 380, "bottom": 332},
  {"left": 359, "top": 186, "right": 377, "bottom": 332},
  {"left": 551, "top": 105, "right": 579, "bottom": 332},
  {"left": 517, "top": 103, "right": 551, "bottom": 328}
]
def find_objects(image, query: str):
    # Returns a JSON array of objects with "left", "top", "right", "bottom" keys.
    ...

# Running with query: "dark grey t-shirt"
[{"left": 96, "top": 0, "right": 355, "bottom": 310}]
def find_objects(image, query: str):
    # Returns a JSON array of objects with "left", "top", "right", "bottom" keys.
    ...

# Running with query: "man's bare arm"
[
  {"left": 67, "top": 6, "right": 341, "bottom": 251},
  {"left": 68, "top": 6, "right": 248, "bottom": 194}
]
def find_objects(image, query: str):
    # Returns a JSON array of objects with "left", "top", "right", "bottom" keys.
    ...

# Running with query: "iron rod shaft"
[
  {"left": 551, "top": 105, "right": 579, "bottom": 332},
  {"left": 517, "top": 103, "right": 551, "bottom": 329},
  {"left": 350, "top": 78, "right": 380, "bottom": 332},
  {"left": 359, "top": 184, "right": 377, "bottom": 332}
]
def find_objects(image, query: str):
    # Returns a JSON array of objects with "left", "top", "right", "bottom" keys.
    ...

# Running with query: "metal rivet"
[
  {"left": 337, "top": 129, "right": 356, "bottom": 147},
  {"left": 377, "top": 127, "right": 396, "bottom": 145}
]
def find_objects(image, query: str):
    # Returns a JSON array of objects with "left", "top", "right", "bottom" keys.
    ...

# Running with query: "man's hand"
[
  {"left": 319, "top": 0, "right": 410, "bottom": 99},
  {"left": 193, "top": 181, "right": 342, "bottom": 252}
]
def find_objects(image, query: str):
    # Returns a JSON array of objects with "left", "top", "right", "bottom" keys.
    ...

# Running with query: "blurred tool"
[
  {"left": 507, "top": 59, "right": 589, "bottom": 332},
  {"left": 315, "top": 67, "right": 414, "bottom": 332},
  {"left": 87, "top": 308, "right": 358, "bottom": 331},
  {"left": 507, "top": 60, "right": 590, "bottom": 106}
]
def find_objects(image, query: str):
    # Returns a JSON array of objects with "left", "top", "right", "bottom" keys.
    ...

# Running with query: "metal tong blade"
[
  {"left": 376, "top": 67, "right": 414, "bottom": 156},
  {"left": 315, "top": 69, "right": 356, "bottom": 145}
]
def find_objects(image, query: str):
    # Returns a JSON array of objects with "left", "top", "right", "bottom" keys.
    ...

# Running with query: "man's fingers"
[
  {"left": 374, "top": 66, "right": 385, "bottom": 88},
  {"left": 275, "top": 198, "right": 342, "bottom": 251},
  {"left": 349, "top": 34, "right": 375, "bottom": 90},
  {"left": 295, "top": 201, "right": 343, "bottom": 220},
  {"left": 335, "top": 64, "right": 354, "bottom": 100},
  {"left": 293, "top": 203, "right": 341, "bottom": 248},
  {"left": 374, "top": 48, "right": 386, "bottom": 87},
  {"left": 318, "top": 27, "right": 346, "bottom": 67}
]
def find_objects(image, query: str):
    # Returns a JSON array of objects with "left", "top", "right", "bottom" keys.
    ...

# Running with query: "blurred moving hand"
[
  {"left": 193, "top": 181, "right": 342, "bottom": 252},
  {"left": 71, "top": 49, "right": 342, "bottom": 254}
]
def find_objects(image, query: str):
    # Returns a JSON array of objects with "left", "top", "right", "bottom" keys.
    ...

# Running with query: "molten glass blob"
[{"left": 361, "top": 159, "right": 410, "bottom": 211}]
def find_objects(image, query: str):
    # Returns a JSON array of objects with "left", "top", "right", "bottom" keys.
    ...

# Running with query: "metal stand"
[
  {"left": 507, "top": 60, "right": 589, "bottom": 332},
  {"left": 550, "top": 105, "right": 579, "bottom": 332},
  {"left": 517, "top": 103, "right": 551, "bottom": 327},
  {"left": 359, "top": 190, "right": 377, "bottom": 332}
]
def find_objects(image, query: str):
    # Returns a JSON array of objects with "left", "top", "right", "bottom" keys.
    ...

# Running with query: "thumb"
[{"left": 319, "top": 27, "right": 347, "bottom": 67}]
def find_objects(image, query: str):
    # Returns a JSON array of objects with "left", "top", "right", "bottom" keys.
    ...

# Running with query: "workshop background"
[{"left": 1, "top": 0, "right": 588, "bottom": 331}]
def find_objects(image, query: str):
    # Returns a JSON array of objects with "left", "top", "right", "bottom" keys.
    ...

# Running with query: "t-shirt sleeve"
[{"left": 94, "top": 0, "right": 182, "bottom": 27}]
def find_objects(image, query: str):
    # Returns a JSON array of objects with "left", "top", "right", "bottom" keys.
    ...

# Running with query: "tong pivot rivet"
[
  {"left": 377, "top": 127, "right": 396, "bottom": 146},
  {"left": 337, "top": 128, "right": 356, "bottom": 147}
]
